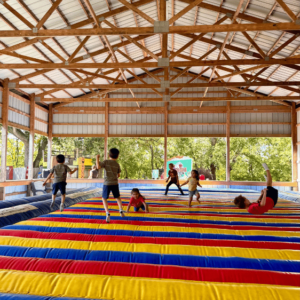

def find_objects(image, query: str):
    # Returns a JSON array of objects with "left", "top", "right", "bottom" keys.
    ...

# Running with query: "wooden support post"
[
  {"left": 226, "top": 101, "right": 231, "bottom": 187},
  {"left": 28, "top": 93, "right": 35, "bottom": 180},
  {"left": 104, "top": 101, "right": 109, "bottom": 160},
  {"left": 47, "top": 104, "right": 53, "bottom": 170},
  {"left": 291, "top": 102, "right": 298, "bottom": 191},
  {"left": 0, "top": 78, "right": 9, "bottom": 199},
  {"left": 164, "top": 102, "right": 168, "bottom": 179}
]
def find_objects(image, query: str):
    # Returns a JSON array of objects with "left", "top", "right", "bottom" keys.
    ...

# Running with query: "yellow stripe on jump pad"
[
  {"left": 0, "top": 236, "right": 298, "bottom": 260},
  {"left": 0, "top": 270, "right": 298, "bottom": 300},
  {"left": 17, "top": 220, "right": 300, "bottom": 237},
  {"left": 48, "top": 211, "right": 300, "bottom": 224}
]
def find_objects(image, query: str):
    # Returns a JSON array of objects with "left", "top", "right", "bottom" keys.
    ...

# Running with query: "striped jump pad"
[{"left": 0, "top": 192, "right": 299, "bottom": 300}]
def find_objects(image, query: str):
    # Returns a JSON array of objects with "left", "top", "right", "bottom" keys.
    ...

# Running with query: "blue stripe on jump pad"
[
  {"left": 4, "top": 225, "right": 300, "bottom": 243},
  {"left": 37, "top": 213, "right": 300, "bottom": 228},
  {"left": 0, "top": 245, "right": 298, "bottom": 273}
]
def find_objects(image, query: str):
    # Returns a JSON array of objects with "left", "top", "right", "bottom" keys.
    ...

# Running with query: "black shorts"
[
  {"left": 102, "top": 185, "right": 120, "bottom": 199},
  {"left": 266, "top": 186, "right": 278, "bottom": 206},
  {"left": 52, "top": 182, "right": 67, "bottom": 195}
]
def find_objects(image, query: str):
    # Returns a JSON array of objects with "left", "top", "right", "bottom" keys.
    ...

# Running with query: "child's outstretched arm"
[
  {"left": 197, "top": 181, "right": 202, "bottom": 188},
  {"left": 144, "top": 202, "right": 149, "bottom": 213},
  {"left": 166, "top": 175, "right": 170, "bottom": 183},
  {"left": 69, "top": 168, "right": 78, "bottom": 175},
  {"left": 96, "top": 155, "right": 101, "bottom": 170},
  {"left": 181, "top": 179, "right": 189, "bottom": 187},
  {"left": 176, "top": 174, "right": 180, "bottom": 185},
  {"left": 43, "top": 173, "right": 52, "bottom": 186},
  {"left": 126, "top": 203, "right": 131, "bottom": 213}
]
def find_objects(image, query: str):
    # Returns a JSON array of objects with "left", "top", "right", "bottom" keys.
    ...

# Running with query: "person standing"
[{"left": 164, "top": 163, "right": 184, "bottom": 195}]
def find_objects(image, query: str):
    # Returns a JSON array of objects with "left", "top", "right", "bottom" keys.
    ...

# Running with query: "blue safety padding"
[
  {"left": 36, "top": 213, "right": 300, "bottom": 227},
  {"left": 0, "top": 293, "right": 89, "bottom": 300},
  {"left": 0, "top": 245, "right": 298, "bottom": 273},
  {"left": 0, "top": 188, "right": 101, "bottom": 228},
  {"left": 4, "top": 225, "right": 300, "bottom": 243},
  {"left": 0, "top": 189, "right": 84, "bottom": 210}
]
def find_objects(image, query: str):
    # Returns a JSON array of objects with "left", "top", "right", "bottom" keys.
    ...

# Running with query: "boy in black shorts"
[
  {"left": 43, "top": 154, "right": 78, "bottom": 212},
  {"left": 96, "top": 148, "right": 125, "bottom": 223}
]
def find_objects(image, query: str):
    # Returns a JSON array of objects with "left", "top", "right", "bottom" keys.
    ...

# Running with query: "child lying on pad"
[
  {"left": 233, "top": 163, "right": 278, "bottom": 214},
  {"left": 126, "top": 188, "right": 149, "bottom": 213}
]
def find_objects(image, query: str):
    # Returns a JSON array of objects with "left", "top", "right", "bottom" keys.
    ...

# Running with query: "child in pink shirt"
[{"left": 126, "top": 188, "right": 149, "bottom": 213}]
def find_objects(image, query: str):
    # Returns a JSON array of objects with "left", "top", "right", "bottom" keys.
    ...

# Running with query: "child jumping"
[
  {"left": 164, "top": 163, "right": 184, "bottom": 195},
  {"left": 181, "top": 169, "right": 202, "bottom": 207},
  {"left": 126, "top": 188, "right": 149, "bottom": 213},
  {"left": 234, "top": 163, "right": 278, "bottom": 214},
  {"left": 43, "top": 154, "right": 78, "bottom": 212},
  {"left": 96, "top": 148, "right": 125, "bottom": 223}
]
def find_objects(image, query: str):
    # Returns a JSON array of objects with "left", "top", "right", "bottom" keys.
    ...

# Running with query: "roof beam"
[
  {"left": 0, "top": 0, "right": 155, "bottom": 53},
  {"left": 179, "top": 0, "right": 299, "bottom": 35},
  {"left": 36, "top": 0, "right": 62, "bottom": 29},
  {"left": 275, "top": 0, "right": 298, "bottom": 22},
  {"left": 0, "top": 0, "right": 34, "bottom": 29},
  {"left": 1, "top": 57, "right": 299, "bottom": 69},
  {"left": 42, "top": 95, "right": 300, "bottom": 103},
  {"left": 103, "top": 19, "right": 158, "bottom": 60},
  {"left": 1, "top": 22, "right": 300, "bottom": 37},
  {"left": 117, "top": 0, "right": 155, "bottom": 24},
  {"left": 169, "top": 0, "right": 204, "bottom": 25},
  {"left": 82, "top": 0, "right": 100, "bottom": 26},
  {"left": 169, "top": 15, "right": 228, "bottom": 60},
  {"left": 14, "top": 81, "right": 300, "bottom": 89}
]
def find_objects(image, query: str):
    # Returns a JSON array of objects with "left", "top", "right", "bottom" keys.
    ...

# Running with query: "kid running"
[
  {"left": 164, "top": 163, "right": 184, "bottom": 195},
  {"left": 233, "top": 163, "right": 278, "bottom": 214},
  {"left": 181, "top": 169, "right": 202, "bottom": 207},
  {"left": 126, "top": 188, "right": 149, "bottom": 213},
  {"left": 96, "top": 148, "right": 125, "bottom": 223},
  {"left": 43, "top": 154, "right": 78, "bottom": 212}
]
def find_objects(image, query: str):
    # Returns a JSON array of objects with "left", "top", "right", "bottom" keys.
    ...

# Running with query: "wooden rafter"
[
  {"left": 36, "top": 0, "right": 62, "bottom": 29},
  {"left": 169, "top": 0, "right": 204, "bottom": 25},
  {"left": 42, "top": 95, "right": 300, "bottom": 103},
  {"left": 13, "top": 81, "right": 300, "bottom": 89},
  {"left": 275, "top": 0, "right": 298, "bottom": 22},
  {"left": 118, "top": 0, "right": 155, "bottom": 24},
  {"left": 3, "top": 56, "right": 300, "bottom": 69},
  {"left": 1, "top": 22, "right": 300, "bottom": 38}
]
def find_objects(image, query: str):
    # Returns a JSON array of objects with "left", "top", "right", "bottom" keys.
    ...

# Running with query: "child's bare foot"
[
  {"left": 120, "top": 210, "right": 125, "bottom": 218},
  {"left": 197, "top": 199, "right": 201, "bottom": 204}
]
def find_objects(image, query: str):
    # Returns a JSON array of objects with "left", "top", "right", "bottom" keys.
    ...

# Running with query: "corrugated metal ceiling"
[{"left": 0, "top": 0, "right": 299, "bottom": 104}]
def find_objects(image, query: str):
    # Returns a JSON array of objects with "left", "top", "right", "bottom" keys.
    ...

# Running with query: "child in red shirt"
[
  {"left": 233, "top": 163, "right": 278, "bottom": 214},
  {"left": 126, "top": 188, "right": 149, "bottom": 213}
]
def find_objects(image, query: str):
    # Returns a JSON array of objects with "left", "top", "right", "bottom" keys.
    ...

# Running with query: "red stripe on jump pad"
[
  {"left": 81, "top": 202, "right": 300, "bottom": 211},
  {"left": 1, "top": 230, "right": 299, "bottom": 250},
  {"left": 0, "top": 256, "right": 298, "bottom": 287},
  {"left": 155, "top": 212, "right": 300, "bottom": 219},
  {"left": 32, "top": 217, "right": 300, "bottom": 232},
  {"left": 62, "top": 208, "right": 300, "bottom": 219}
]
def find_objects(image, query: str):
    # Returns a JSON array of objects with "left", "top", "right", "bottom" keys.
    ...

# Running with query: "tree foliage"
[{"left": 0, "top": 131, "right": 292, "bottom": 181}]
